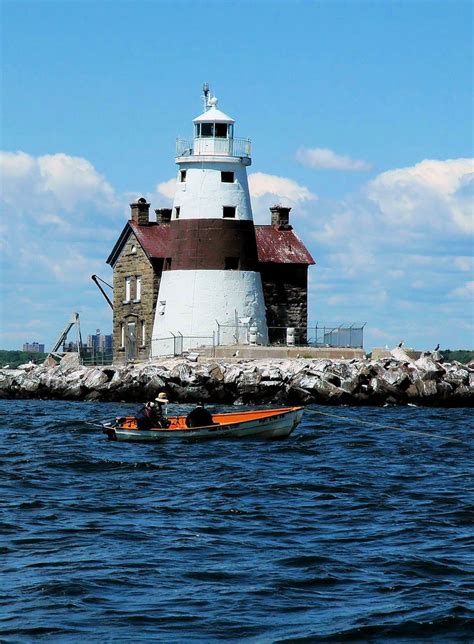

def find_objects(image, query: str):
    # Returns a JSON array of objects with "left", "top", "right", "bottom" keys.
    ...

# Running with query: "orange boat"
[{"left": 102, "top": 406, "right": 304, "bottom": 441}]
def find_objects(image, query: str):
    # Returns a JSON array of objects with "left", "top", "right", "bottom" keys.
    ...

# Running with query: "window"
[
  {"left": 135, "top": 275, "right": 141, "bottom": 301},
  {"left": 215, "top": 123, "right": 228, "bottom": 138},
  {"left": 120, "top": 323, "right": 125, "bottom": 348},
  {"left": 221, "top": 171, "right": 234, "bottom": 183},
  {"left": 200, "top": 123, "right": 214, "bottom": 137},
  {"left": 141, "top": 320, "right": 146, "bottom": 346},
  {"left": 175, "top": 206, "right": 180, "bottom": 219},
  {"left": 165, "top": 257, "right": 172, "bottom": 270},
  {"left": 125, "top": 276, "right": 131, "bottom": 302},
  {"left": 223, "top": 206, "right": 236, "bottom": 218},
  {"left": 180, "top": 170, "right": 186, "bottom": 182},
  {"left": 225, "top": 257, "right": 239, "bottom": 270}
]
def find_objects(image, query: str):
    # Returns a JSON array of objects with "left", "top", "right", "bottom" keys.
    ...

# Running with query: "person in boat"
[
  {"left": 136, "top": 392, "right": 170, "bottom": 429},
  {"left": 185, "top": 401, "right": 215, "bottom": 428}
]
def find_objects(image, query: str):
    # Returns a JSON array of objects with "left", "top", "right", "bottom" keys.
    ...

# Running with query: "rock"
[
  {"left": 17, "top": 361, "right": 37, "bottom": 372},
  {"left": 390, "top": 347, "right": 415, "bottom": 363},
  {"left": 208, "top": 363, "right": 225, "bottom": 382},
  {"left": 406, "top": 378, "right": 438, "bottom": 399},
  {"left": 0, "top": 354, "right": 472, "bottom": 406},
  {"left": 82, "top": 368, "right": 110, "bottom": 390},
  {"left": 414, "top": 354, "right": 446, "bottom": 381},
  {"left": 43, "top": 355, "right": 58, "bottom": 368}
]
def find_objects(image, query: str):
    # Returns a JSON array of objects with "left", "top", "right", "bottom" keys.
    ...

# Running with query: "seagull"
[
  {"left": 232, "top": 350, "right": 239, "bottom": 357},
  {"left": 397, "top": 341, "right": 404, "bottom": 348},
  {"left": 434, "top": 343, "right": 440, "bottom": 351}
]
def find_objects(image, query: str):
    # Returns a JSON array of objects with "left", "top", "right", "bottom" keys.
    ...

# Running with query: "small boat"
[{"left": 102, "top": 406, "right": 304, "bottom": 442}]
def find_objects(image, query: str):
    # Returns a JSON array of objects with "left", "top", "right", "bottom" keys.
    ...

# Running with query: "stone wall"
[
  {"left": 112, "top": 233, "right": 162, "bottom": 364},
  {"left": 260, "top": 264, "right": 308, "bottom": 342},
  {"left": 1, "top": 351, "right": 472, "bottom": 407}
]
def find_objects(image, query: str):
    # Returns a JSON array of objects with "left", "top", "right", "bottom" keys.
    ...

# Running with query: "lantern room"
[{"left": 193, "top": 98, "right": 236, "bottom": 156}]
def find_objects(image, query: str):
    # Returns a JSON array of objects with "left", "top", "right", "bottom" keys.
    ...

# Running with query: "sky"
[{"left": 1, "top": 0, "right": 473, "bottom": 352}]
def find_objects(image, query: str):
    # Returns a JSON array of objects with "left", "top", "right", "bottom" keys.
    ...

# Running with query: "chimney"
[
  {"left": 155, "top": 208, "right": 172, "bottom": 224},
  {"left": 130, "top": 197, "right": 150, "bottom": 225},
  {"left": 270, "top": 205, "right": 292, "bottom": 229}
]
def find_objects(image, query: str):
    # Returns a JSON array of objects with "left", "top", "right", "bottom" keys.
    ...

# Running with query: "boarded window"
[
  {"left": 175, "top": 206, "right": 180, "bottom": 219},
  {"left": 225, "top": 257, "right": 239, "bottom": 270},
  {"left": 221, "top": 171, "right": 234, "bottom": 183},
  {"left": 135, "top": 275, "right": 141, "bottom": 301},
  {"left": 223, "top": 206, "right": 236, "bottom": 218},
  {"left": 125, "top": 276, "right": 131, "bottom": 302}
]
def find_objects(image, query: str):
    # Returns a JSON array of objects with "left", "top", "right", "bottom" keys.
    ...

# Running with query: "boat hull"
[{"left": 103, "top": 407, "right": 304, "bottom": 442}]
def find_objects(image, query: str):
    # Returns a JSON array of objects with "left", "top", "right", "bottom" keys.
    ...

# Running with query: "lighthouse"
[{"left": 151, "top": 85, "right": 268, "bottom": 355}]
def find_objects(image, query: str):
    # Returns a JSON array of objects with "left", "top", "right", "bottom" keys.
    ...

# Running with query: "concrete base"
[
  {"left": 195, "top": 345, "right": 365, "bottom": 360},
  {"left": 372, "top": 348, "right": 422, "bottom": 360}
]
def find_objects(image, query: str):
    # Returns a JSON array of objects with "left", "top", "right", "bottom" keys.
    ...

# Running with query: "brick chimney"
[
  {"left": 270, "top": 205, "right": 292, "bottom": 230},
  {"left": 155, "top": 208, "right": 172, "bottom": 224},
  {"left": 130, "top": 197, "right": 150, "bottom": 225}
]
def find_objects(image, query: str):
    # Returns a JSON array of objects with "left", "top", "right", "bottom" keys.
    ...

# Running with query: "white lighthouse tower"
[{"left": 151, "top": 85, "right": 268, "bottom": 355}]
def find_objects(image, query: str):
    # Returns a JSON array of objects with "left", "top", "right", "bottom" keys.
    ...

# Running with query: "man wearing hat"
[
  {"left": 154, "top": 392, "right": 170, "bottom": 426},
  {"left": 136, "top": 392, "right": 170, "bottom": 429}
]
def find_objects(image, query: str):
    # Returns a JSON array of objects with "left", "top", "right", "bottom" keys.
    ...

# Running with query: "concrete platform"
[{"left": 194, "top": 345, "right": 365, "bottom": 360}]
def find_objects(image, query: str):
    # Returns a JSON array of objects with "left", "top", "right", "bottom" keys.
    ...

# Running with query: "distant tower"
[{"left": 151, "top": 85, "right": 268, "bottom": 354}]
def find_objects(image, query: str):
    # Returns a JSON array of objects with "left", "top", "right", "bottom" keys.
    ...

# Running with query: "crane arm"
[{"left": 91, "top": 274, "right": 113, "bottom": 310}]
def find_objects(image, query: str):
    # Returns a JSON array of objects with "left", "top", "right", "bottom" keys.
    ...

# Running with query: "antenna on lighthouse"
[{"left": 203, "top": 82, "right": 210, "bottom": 111}]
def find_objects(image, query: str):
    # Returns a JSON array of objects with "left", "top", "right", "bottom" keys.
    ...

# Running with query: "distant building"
[
  {"left": 87, "top": 334, "right": 113, "bottom": 351},
  {"left": 23, "top": 342, "right": 45, "bottom": 353}
]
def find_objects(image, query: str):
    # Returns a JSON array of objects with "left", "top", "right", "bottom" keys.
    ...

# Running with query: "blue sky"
[{"left": 1, "top": 0, "right": 473, "bottom": 351}]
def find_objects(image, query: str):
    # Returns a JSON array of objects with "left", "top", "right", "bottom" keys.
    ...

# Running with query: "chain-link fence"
[
  {"left": 266, "top": 324, "right": 365, "bottom": 348},
  {"left": 151, "top": 333, "right": 216, "bottom": 358}
]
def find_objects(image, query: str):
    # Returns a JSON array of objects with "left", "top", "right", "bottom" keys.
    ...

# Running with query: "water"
[{"left": 1, "top": 400, "right": 473, "bottom": 641}]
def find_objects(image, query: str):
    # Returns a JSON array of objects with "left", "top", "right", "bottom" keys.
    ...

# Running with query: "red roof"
[
  {"left": 108, "top": 221, "right": 314, "bottom": 266},
  {"left": 129, "top": 220, "right": 171, "bottom": 259},
  {"left": 255, "top": 225, "right": 315, "bottom": 265}
]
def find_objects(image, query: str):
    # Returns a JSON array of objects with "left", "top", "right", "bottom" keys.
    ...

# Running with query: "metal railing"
[
  {"left": 150, "top": 323, "right": 365, "bottom": 357},
  {"left": 80, "top": 350, "right": 114, "bottom": 366},
  {"left": 262, "top": 324, "right": 365, "bottom": 348},
  {"left": 176, "top": 137, "right": 251, "bottom": 158}
]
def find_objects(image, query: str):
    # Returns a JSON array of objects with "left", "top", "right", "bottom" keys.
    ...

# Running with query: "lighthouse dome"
[
  {"left": 193, "top": 104, "right": 235, "bottom": 124},
  {"left": 193, "top": 106, "right": 235, "bottom": 124}
]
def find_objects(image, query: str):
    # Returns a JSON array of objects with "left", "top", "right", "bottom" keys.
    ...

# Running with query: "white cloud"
[
  {"left": 296, "top": 146, "right": 371, "bottom": 171},
  {"left": 157, "top": 178, "right": 176, "bottom": 202},
  {"left": 451, "top": 281, "right": 474, "bottom": 299},
  {"left": 367, "top": 158, "right": 474, "bottom": 233},
  {"left": 248, "top": 172, "right": 317, "bottom": 224},
  {"left": 305, "top": 157, "right": 474, "bottom": 349},
  {"left": 248, "top": 172, "right": 316, "bottom": 202},
  {"left": 0, "top": 151, "right": 117, "bottom": 214}
]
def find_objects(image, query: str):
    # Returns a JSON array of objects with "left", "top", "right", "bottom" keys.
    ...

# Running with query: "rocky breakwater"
[{"left": 0, "top": 349, "right": 472, "bottom": 407}]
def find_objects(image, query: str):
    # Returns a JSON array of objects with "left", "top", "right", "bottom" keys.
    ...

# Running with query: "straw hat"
[{"left": 155, "top": 392, "right": 169, "bottom": 404}]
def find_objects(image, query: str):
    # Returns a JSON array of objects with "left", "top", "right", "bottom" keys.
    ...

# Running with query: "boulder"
[{"left": 82, "top": 368, "right": 110, "bottom": 390}]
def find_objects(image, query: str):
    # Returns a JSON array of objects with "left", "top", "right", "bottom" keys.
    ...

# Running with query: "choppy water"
[{"left": 1, "top": 400, "right": 473, "bottom": 641}]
